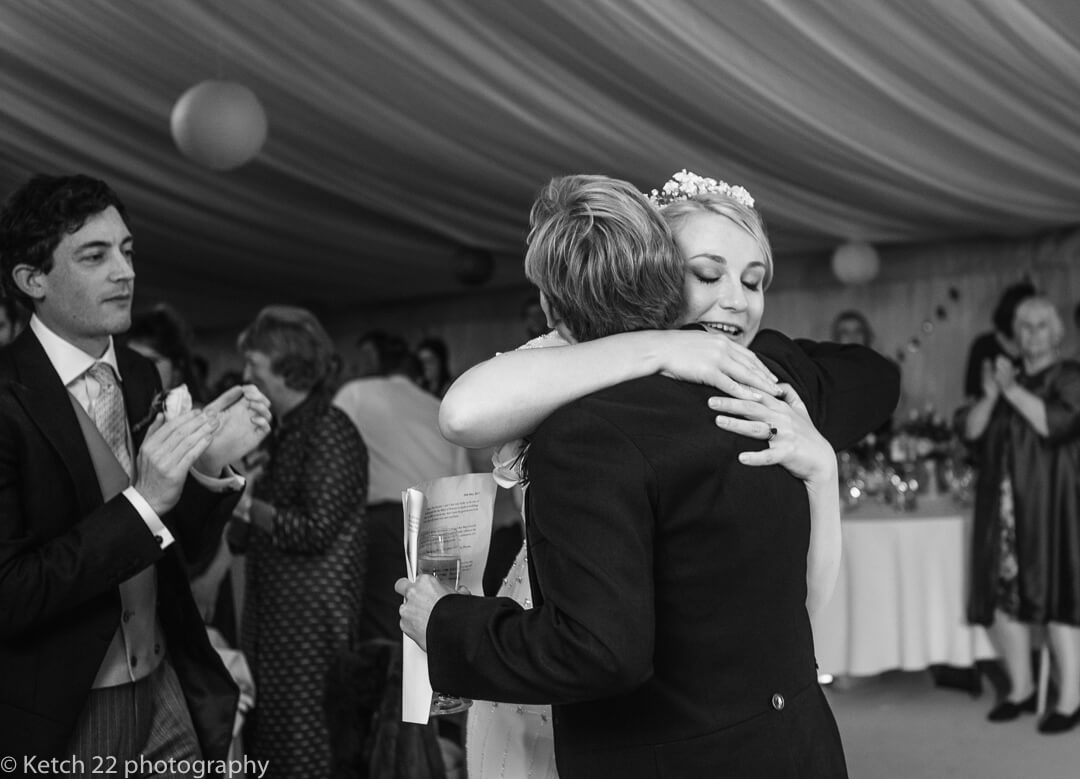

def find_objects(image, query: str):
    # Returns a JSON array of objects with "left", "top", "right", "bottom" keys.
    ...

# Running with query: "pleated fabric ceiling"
[{"left": 1, "top": 0, "right": 1078, "bottom": 326}]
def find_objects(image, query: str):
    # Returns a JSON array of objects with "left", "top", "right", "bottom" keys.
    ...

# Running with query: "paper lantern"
[
  {"left": 831, "top": 241, "right": 880, "bottom": 285},
  {"left": 170, "top": 81, "right": 268, "bottom": 170},
  {"left": 454, "top": 247, "right": 495, "bottom": 286}
]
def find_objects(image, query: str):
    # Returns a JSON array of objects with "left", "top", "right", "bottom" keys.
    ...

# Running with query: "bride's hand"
[
  {"left": 655, "top": 330, "right": 782, "bottom": 400},
  {"left": 708, "top": 383, "right": 836, "bottom": 484}
]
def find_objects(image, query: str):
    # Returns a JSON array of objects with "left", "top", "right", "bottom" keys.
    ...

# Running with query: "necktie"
[{"left": 86, "top": 362, "right": 133, "bottom": 478}]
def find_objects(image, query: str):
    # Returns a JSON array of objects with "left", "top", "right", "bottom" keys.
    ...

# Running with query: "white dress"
[
  {"left": 465, "top": 330, "right": 566, "bottom": 779},
  {"left": 464, "top": 543, "right": 558, "bottom": 779}
]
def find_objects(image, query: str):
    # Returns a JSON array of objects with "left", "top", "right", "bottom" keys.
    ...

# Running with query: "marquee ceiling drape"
[{"left": 1, "top": 0, "right": 1078, "bottom": 326}]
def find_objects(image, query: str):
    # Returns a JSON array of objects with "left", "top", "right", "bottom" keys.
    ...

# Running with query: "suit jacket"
[
  {"left": 427, "top": 333, "right": 898, "bottom": 777},
  {"left": 0, "top": 329, "right": 239, "bottom": 761}
]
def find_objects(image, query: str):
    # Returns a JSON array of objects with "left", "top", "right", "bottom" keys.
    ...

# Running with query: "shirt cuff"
[
  {"left": 122, "top": 486, "right": 175, "bottom": 550},
  {"left": 192, "top": 466, "right": 247, "bottom": 493}
]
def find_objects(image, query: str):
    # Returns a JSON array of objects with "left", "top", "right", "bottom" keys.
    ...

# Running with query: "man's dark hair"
[
  {"left": 0, "top": 174, "right": 129, "bottom": 306},
  {"left": 992, "top": 281, "right": 1037, "bottom": 339}
]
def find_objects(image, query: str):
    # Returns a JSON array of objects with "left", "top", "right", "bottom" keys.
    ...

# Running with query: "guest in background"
[
  {"left": 123, "top": 303, "right": 207, "bottom": 405},
  {"left": 963, "top": 281, "right": 1037, "bottom": 400},
  {"left": 831, "top": 309, "right": 874, "bottom": 347},
  {"left": 830, "top": 309, "right": 895, "bottom": 445},
  {"left": 233, "top": 305, "right": 369, "bottom": 776},
  {"left": 333, "top": 329, "right": 470, "bottom": 771},
  {"left": 416, "top": 335, "right": 453, "bottom": 398},
  {"left": 333, "top": 330, "right": 469, "bottom": 643},
  {"left": 0, "top": 295, "right": 23, "bottom": 346},
  {"left": 124, "top": 304, "right": 238, "bottom": 638},
  {"left": 962, "top": 296, "right": 1080, "bottom": 734},
  {"left": 352, "top": 328, "right": 390, "bottom": 378}
]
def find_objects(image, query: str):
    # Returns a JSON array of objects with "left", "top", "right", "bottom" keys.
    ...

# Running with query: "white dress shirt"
[
  {"left": 30, "top": 316, "right": 175, "bottom": 548},
  {"left": 333, "top": 374, "right": 471, "bottom": 503}
]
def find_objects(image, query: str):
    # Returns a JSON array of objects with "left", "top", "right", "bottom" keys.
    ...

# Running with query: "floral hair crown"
[{"left": 647, "top": 169, "right": 755, "bottom": 209}]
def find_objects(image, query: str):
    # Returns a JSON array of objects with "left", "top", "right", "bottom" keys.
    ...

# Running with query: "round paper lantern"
[
  {"left": 831, "top": 241, "right": 880, "bottom": 285},
  {"left": 170, "top": 80, "right": 268, "bottom": 170},
  {"left": 454, "top": 247, "right": 495, "bottom": 286}
]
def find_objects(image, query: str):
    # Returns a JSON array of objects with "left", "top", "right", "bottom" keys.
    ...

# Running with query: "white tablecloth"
[{"left": 811, "top": 497, "right": 996, "bottom": 677}]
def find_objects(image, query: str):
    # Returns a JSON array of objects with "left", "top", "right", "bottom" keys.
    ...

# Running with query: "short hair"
[
  {"left": 992, "top": 281, "right": 1037, "bottom": 339},
  {"left": 524, "top": 175, "right": 684, "bottom": 342},
  {"left": 831, "top": 309, "right": 874, "bottom": 346},
  {"left": 659, "top": 193, "right": 774, "bottom": 289},
  {"left": 1013, "top": 296, "right": 1064, "bottom": 348},
  {"left": 238, "top": 305, "right": 339, "bottom": 392},
  {"left": 0, "top": 174, "right": 129, "bottom": 306}
]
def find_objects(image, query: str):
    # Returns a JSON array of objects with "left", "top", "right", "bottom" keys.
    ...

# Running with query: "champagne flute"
[{"left": 419, "top": 550, "right": 472, "bottom": 716}]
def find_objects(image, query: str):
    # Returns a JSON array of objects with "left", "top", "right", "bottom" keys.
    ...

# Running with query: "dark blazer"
[
  {"left": 0, "top": 328, "right": 239, "bottom": 761},
  {"left": 427, "top": 332, "right": 898, "bottom": 778}
]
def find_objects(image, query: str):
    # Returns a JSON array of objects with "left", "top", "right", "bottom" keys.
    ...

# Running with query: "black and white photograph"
[{"left": 1, "top": 3, "right": 1080, "bottom": 778}]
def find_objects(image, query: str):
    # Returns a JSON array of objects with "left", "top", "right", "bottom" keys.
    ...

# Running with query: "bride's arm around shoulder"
[{"left": 440, "top": 328, "right": 780, "bottom": 449}]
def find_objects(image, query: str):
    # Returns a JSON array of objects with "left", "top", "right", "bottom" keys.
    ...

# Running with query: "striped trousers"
[{"left": 64, "top": 658, "right": 202, "bottom": 778}]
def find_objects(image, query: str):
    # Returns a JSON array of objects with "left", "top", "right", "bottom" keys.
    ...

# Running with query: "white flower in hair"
[{"left": 647, "top": 169, "right": 755, "bottom": 208}]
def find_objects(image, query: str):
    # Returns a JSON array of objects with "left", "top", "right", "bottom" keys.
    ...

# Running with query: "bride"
[{"left": 438, "top": 171, "right": 898, "bottom": 777}]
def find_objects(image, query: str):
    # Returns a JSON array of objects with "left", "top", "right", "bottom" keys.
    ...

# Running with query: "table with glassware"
[{"left": 810, "top": 494, "right": 996, "bottom": 677}]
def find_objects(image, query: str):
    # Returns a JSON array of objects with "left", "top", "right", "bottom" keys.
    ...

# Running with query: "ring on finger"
[{"left": 768, "top": 426, "right": 778, "bottom": 441}]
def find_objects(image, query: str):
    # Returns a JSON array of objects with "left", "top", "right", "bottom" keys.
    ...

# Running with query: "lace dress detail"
[{"left": 466, "top": 329, "right": 566, "bottom": 778}]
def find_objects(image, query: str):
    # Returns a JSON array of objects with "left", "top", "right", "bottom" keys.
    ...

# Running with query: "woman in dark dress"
[
  {"left": 233, "top": 306, "right": 369, "bottom": 776},
  {"left": 963, "top": 296, "right": 1080, "bottom": 733},
  {"left": 962, "top": 281, "right": 1037, "bottom": 400}
]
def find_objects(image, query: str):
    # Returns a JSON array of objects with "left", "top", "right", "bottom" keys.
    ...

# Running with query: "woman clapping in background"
[{"left": 963, "top": 296, "right": 1080, "bottom": 734}]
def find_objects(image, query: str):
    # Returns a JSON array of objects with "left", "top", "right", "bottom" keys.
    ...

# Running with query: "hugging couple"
[{"left": 397, "top": 171, "right": 898, "bottom": 778}]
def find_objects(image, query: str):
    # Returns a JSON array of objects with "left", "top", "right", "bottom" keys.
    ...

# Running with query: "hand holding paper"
[{"left": 398, "top": 473, "right": 498, "bottom": 724}]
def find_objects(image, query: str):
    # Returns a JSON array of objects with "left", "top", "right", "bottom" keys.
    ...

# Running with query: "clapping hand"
[
  {"left": 134, "top": 409, "right": 220, "bottom": 516},
  {"left": 992, "top": 355, "right": 1017, "bottom": 393},
  {"left": 196, "top": 385, "right": 273, "bottom": 476}
]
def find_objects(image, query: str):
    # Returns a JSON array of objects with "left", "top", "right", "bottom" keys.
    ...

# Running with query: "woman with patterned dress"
[
  {"left": 233, "top": 306, "right": 369, "bottom": 777},
  {"left": 963, "top": 296, "right": 1080, "bottom": 734}
]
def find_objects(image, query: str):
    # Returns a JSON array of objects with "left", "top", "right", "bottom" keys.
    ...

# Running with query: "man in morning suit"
[
  {"left": 0, "top": 174, "right": 271, "bottom": 770},
  {"left": 398, "top": 175, "right": 898, "bottom": 777}
]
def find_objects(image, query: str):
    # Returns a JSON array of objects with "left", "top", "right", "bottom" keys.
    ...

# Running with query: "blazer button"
[
  {"left": 122, "top": 610, "right": 133, "bottom": 623},
  {"left": 771, "top": 693, "right": 785, "bottom": 711},
  {"left": 154, "top": 534, "right": 164, "bottom": 546},
  {"left": 130, "top": 656, "right": 139, "bottom": 668}
]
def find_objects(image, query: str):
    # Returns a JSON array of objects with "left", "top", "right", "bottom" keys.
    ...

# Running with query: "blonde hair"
[
  {"left": 523, "top": 175, "right": 684, "bottom": 342},
  {"left": 660, "top": 193, "right": 774, "bottom": 289},
  {"left": 1013, "top": 296, "right": 1065, "bottom": 347}
]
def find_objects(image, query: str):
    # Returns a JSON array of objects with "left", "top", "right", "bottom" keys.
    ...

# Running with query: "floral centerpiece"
[{"left": 839, "top": 405, "right": 974, "bottom": 512}]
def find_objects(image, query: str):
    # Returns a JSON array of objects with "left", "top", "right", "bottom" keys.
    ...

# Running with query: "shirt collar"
[{"left": 30, "top": 314, "right": 121, "bottom": 386}]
